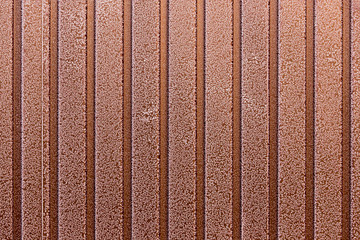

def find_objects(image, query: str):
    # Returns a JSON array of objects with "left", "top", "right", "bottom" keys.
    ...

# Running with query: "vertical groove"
[
  {"left": 160, "top": 0, "right": 169, "bottom": 239},
  {"left": 269, "top": 0, "right": 279, "bottom": 239},
  {"left": 196, "top": 0, "right": 205, "bottom": 239},
  {"left": 123, "top": 0, "right": 132, "bottom": 239},
  {"left": 232, "top": 0, "right": 241, "bottom": 239},
  {"left": 12, "top": 0, "right": 22, "bottom": 238},
  {"left": 305, "top": 0, "right": 315, "bottom": 238},
  {"left": 49, "top": 0, "right": 58, "bottom": 239},
  {"left": 86, "top": 0, "right": 95, "bottom": 239},
  {"left": 342, "top": 0, "right": 351, "bottom": 238}
]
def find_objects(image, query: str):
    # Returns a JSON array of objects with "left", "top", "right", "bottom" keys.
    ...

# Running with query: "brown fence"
[{"left": 0, "top": 0, "right": 359, "bottom": 239}]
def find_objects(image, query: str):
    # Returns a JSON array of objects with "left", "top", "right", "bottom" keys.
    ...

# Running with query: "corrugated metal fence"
[{"left": 0, "top": 0, "right": 359, "bottom": 239}]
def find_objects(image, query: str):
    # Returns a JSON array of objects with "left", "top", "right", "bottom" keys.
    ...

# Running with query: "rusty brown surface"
[
  {"left": 95, "top": 0, "right": 123, "bottom": 239},
  {"left": 278, "top": 0, "right": 306, "bottom": 239},
  {"left": 168, "top": 0, "right": 197, "bottom": 239},
  {"left": 0, "top": 0, "right": 14, "bottom": 239},
  {"left": 352, "top": 1, "right": 360, "bottom": 239},
  {"left": 315, "top": 0, "right": 343, "bottom": 238},
  {"left": 0, "top": 0, "right": 356, "bottom": 238}
]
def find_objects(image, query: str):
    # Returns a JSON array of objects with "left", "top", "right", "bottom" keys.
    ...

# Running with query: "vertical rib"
[
  {"left": 86, "top": 0, "right": 95, "bottom": 239},
  {"left": 305, "top": 0, "right": 315, "bottom": 238},
  {"left": 41, "top": 1, "right": 51, "bottom": 238},
  {"left": 12, "top": 0, "right": 22, "bottom": 238},
  {"left": 277, "top": 0, "right": 306, "bottom": 238},
  {"left": 168, "top": 1, "right": 197, "bottom": 238},
  {"left": 241, "top": 0, "right": 269, "bottom": 237},
  {"left": 21, "top": 0, "right": 43, "bottom": 237},
  {"left": 342, "top": 0, "right": 351, "bottom": 238},
  {"left": 94, "top": 0, "right": 124, "bottom": 238},
  {"left": 160, "top": 0, "right": 169, "bottom": 239},
  {"left": 351, "top": 2, "right": 360, "bottom": 238},
  {"left": 205, "top": 0, "right": 233, "bottom": 237},
  {"left": 269, "top": 0, "right": 278, "bottom": 239},
  {"left": 0, "top": 0, "right": 14, "bottom": 238},
  {"left": 233, "top": 0, "right": 241, "bottom": 239},
  {"left": 123, "top": 0, "right": 132, "bottom": 239},
  {"left": 196, "top": 0, "right": 205, "bottom": 239},
  {"left": 314, "top": 0, "right": 342, "bottom": 237},
  {"left": 132, "top": 0, "right": 160, "bottom": 237},
  {"left": 49, "top": 0, "right": 58, "bottom": 239}
]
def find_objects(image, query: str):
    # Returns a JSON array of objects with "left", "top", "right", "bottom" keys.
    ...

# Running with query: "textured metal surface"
[
  {"left": 95, "top": 0, "right": 123, "bottom": 239},
  {"left": 241, "top": 0, "right": 269, "bottom": 238},
  {"left": 0, "top": 0, "right": 357, "bottom": 238},
  {"left": 21, "top": 1, "right": 43, "bottom": 238},
  {"left": 0, "top": 0, "right": 13, "bottom": 239},
  {"left": 168, "top": 0, "right": 196, "bottom": 239},
  {"left": 352, "top": 1, "right": 360, "bottom": 239},
  {"left": 58, "top": 0, "right": 87, "bottom": 238},
  {"left": 205, "top": 0, "right": 233, "bottom": 238},
  {"left": 131, "top": 0, "right": 160, "bottom": 238},
  {"left": 278, "top": 0, "right": 306, "bottom": 239},
  {"left": 314, "top": 0, "right": 343, "bottom": 238},
  {"left": 41, "top": 1, "right": 50, "bottom": 239}
]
